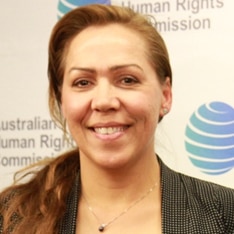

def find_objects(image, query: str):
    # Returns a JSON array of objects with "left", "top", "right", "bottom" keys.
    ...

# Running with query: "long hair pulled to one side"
[{"left": 0, "top": 4, "right": 172, "bottom": 233}]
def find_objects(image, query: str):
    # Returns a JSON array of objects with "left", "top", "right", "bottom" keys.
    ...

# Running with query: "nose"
[{"left": 91, "top": 79, "right": 120, "bottom": 112}]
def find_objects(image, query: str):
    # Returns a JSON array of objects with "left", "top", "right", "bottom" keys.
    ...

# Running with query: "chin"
[{"left": 96, "top": 153, "right": 135, "bottom": 170}]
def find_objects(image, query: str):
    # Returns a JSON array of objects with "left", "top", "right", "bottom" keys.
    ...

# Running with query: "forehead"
[
  {"left": 71, "top": 23, "right": 145, "bottom": 45},
  {"left": 65, "top": 24, "right": 149, "bottom": 66},
  {"left": 70, "top": 24, "right": 146, "bottom": 49}
]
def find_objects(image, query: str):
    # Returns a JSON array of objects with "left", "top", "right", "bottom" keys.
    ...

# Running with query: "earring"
[{"left": 163, "top": 108, "right": 168, "bottom": 115}]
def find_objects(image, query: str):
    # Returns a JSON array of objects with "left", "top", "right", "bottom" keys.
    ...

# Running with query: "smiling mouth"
[{"left": 93, "top": 126, "right": 128, "bottom": 135}]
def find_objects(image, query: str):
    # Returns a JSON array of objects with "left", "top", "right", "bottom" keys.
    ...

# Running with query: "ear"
[{"left": 160, "top": 77, "right": 172, "bottom": 117}]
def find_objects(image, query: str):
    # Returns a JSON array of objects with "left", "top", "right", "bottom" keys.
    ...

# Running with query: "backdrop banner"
[{"left": 1, "top": 0, "right": 233, "bottom": 191}]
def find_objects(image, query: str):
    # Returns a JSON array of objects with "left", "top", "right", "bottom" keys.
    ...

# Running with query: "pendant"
[{"left": 98, "top": 224, "right": 105, "bottom": 232}]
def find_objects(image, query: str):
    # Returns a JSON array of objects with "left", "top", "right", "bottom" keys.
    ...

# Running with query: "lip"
[
  {"left": 88, "top": 122, "right": 130, "bottom": 140},
  {"left": 94, "top": 126, "right": 128, "bottom": 134}
]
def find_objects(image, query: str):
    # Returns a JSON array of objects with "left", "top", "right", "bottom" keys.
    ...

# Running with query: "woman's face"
[{"left": 61, "top": 24, "right": 172, "bottom": 169}]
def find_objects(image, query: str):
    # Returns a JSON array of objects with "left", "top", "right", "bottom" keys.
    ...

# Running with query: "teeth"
[{"left": 94, "top": 127, "right": 125, "bottom": 135}]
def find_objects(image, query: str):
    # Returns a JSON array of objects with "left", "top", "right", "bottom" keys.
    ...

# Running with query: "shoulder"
[
  {"left": 159, "top": 156, "right": 234, "bottom": 198},
  {"left": 178, "top": 169, "right": 234, "bottom": 208},
  {"left": 0, "top": 149, "right": 80, "bottom": 233},
  {"left": 0, "top": 189, "right": 21, "bottom": 234},
  {"left": 174, "top": 165, "right": 234, "bottom": 203},
  {"left": 0, "top": 215, "right": 3, "bottom": 234},
  {"left": 180, "top": 171, "right": 234, "bottom": 231},
  {"left": 159, "top": 157, "right": 234, "bottom": 231}
]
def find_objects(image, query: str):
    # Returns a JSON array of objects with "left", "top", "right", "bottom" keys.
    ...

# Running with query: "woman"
[{"left": 0, "top": 4, "right": 234, "bottom": 234}]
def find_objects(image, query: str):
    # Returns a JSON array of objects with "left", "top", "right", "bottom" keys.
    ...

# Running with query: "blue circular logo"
[
  {"left": 185, "top": 101, "right": 234, "bottom": 175},
  {"left": 57, "top": 0, "right": 111, "bottom": 19}
]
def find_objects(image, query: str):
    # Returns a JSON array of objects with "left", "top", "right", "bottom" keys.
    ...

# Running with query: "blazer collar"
[{"left": 59, "top": 157, "right": 189, "bottom": 233}]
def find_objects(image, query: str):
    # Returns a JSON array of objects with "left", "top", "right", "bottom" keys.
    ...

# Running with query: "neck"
[{"left": 79, "top": 152, "right": 160, "bottom": 205}]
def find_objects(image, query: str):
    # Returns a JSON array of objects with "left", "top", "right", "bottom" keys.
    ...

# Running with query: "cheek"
[
  {"left": 61, "top": 93, "right": 89, "bottom": 124},
  {"left": 125, "top": 92, "right": 160, "bottom": 122}
]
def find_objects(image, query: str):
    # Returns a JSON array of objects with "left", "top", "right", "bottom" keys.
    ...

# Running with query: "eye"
[
  {"left": 120, "top": 76, "right": 138, "bottom": 85},
  {"left": 73, "top": 79, "right": 92, "bottom": 87}
]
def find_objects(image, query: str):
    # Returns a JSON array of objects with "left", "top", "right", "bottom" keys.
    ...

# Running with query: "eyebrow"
[
  {"left": 68, "top": 67, "right": 95, "bottom": 74},
  {"left": 68, "top": 64, "right": 143, "bottom": 74},
  {"left": 110, "top": 64, "right": 143, "bottom": 72}
]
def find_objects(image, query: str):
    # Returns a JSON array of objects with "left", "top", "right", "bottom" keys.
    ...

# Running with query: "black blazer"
[
  {"left": 1, "top": 158, "right": 234, "bottom": 233},
  {"left": 59, "top": 158, "right": 234, "bottom": 233}
]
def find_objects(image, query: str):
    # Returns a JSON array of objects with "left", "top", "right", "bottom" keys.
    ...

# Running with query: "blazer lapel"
[
  {"left": 59, "top": 173, "right": 80, "bottom": 234},
  {"left": 160, "top": 159, "right": 189, "bottom": 233}
]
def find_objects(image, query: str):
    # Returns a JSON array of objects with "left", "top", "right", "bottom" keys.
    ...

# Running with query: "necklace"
[{"left": 82, "top": 181, "right": 158, "bottom": 232}]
